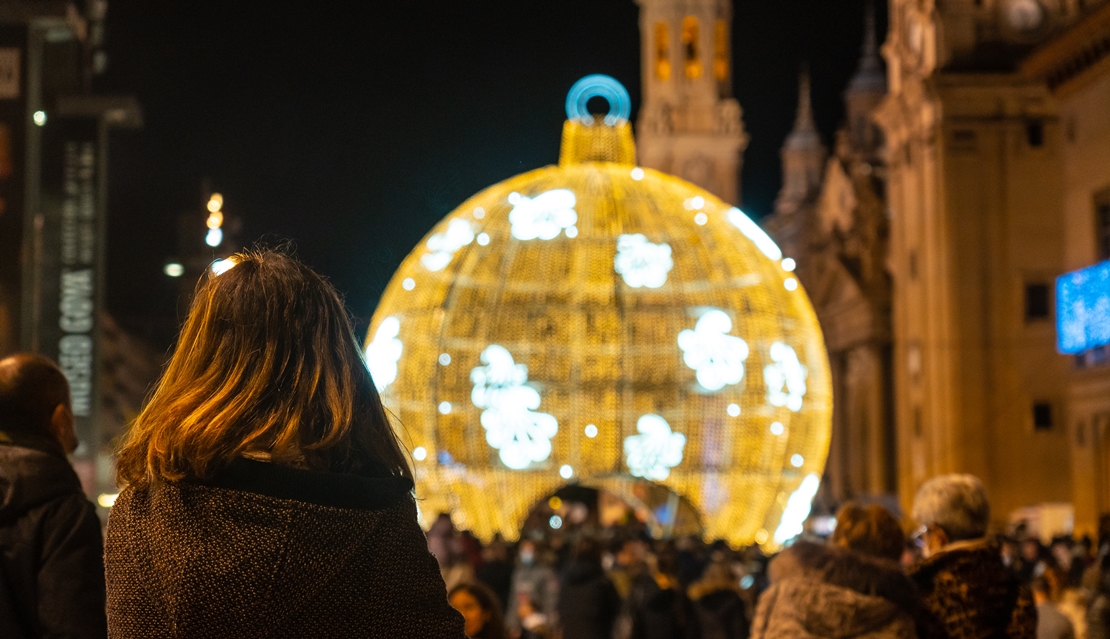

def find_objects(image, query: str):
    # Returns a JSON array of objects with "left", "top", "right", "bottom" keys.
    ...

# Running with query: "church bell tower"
[{"left": 635, "top": 0, "right": 749, "bottom": 205}]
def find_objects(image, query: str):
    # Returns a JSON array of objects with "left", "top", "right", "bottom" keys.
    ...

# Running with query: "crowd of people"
[
  {"left": 0, "top": 247, "right": 1106, "bottom": 639},
  {"left": 436, "top": 480, "right": 1110, "bottom": 639}
]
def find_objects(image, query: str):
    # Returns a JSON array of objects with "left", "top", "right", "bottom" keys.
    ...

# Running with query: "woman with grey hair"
[{"left": 908, "top": 474, "right": 1036, "bottom": 639}]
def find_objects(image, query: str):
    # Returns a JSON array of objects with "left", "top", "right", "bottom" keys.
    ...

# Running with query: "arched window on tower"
[
  {"left": 714, "top": 19, "right": 730, "bottom": 96},
  {"left": 681, "top": 17, "right": 702, "bottom": 79},
  {"left": 655, "top": 22, "right": 671, "bottom": 81}
]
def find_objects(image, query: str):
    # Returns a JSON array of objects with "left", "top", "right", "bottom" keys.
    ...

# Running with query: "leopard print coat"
[{"left": 908, "top": 540, "right": 1036, "bottom": 639}]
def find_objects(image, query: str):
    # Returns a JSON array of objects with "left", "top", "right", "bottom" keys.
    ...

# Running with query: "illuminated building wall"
[
  {"left": 876, "top": 0, "right": 1110, "bottom": 530},
  {"left": 366, "top": 76, "right": 832, "bottom": 549}
]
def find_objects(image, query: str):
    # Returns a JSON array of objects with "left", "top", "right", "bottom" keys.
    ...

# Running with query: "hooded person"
[
  {"left": 104, "top": 248, "right": 465, "bottom": 638},
  {"left": 750, "top": 503, "right": 917, "bottom": 639},
  {"left": 908, "top": 474, "right": 1036, "bottom": 639},
  {"left": 686, "top": 561, "right": 749, "bottom": 639},
  {"left": 0, "top": 353, "right": 106, "bottom": 639}
]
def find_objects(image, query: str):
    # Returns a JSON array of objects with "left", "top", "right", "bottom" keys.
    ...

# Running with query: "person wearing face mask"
[
  {"left": 506, "top": 540, "right": 559, "bottom": 638},
  {"left": 908, "top": 474, "right": 1036, "bottom": 639}
]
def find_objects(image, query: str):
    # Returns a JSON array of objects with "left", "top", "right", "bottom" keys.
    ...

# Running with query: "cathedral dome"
[{"left": 364, "top": 76, "right": 832, "bottom": 548}]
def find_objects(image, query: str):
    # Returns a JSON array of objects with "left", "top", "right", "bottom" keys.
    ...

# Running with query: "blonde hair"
[{"left": 115, "top": 247, "right": 409, "bottom": 486}]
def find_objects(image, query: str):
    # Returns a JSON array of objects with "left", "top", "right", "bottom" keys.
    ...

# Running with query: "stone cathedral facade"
[
  {"left": 763, "top": 10, "right": 897, "bottom": 511},
  {"left": 636, "top": 0, "right": 1110, "bottom": 532}
]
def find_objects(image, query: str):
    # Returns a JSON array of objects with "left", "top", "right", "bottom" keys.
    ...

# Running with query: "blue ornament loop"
[{"left": 565, "top": 74, "right": 632, "bottom": 126}]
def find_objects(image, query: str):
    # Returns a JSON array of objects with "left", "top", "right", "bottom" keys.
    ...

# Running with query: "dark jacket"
[
  {"left": 751, "top": 541, "right": 917, "bottom": 639},
  {"left": 908, "top": 539, "right": 1036, "bottom": 639},
  {"left": 687, "top": 589, "right": 749, "bottom": 639},
  {"left": 628, "top": 574, "right": 690, "bottom": 639},
  {"left": 0, "top": 430, "right": 107, "bottom": 639},
  {"left": 558, "top": 560, "right": 622, "bottom": 639},
  {"left": 104, "top": 458, "right": 465, "bottom": 639}
]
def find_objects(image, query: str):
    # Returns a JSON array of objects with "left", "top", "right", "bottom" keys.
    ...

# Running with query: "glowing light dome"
[{"left": 365, "top": 75, "right": 832, "bottom": 548}]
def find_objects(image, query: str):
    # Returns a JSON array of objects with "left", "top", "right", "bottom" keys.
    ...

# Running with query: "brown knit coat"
[{"left": 104, "top": 459, "right": 466, "bottom": 638}]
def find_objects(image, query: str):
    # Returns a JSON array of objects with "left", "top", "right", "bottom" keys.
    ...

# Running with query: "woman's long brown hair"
[{"left": 115, "top": 247, "right": 410, "bottom": 486}]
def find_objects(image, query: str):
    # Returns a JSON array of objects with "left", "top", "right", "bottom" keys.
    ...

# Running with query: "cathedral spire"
[
  {"left": 848, "top": 1, "right": 886, "bottom": 96},
  {"left": 776, "top": 64, "right": 827, "bottom": 214},
  {"left": 785, "top": 65, "right": 820, "bottom": 150}
]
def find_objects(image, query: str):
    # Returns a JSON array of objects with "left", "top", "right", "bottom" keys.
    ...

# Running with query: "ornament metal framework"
[{"left": 365, "top": 75, "right": 832, "bottom": 549}]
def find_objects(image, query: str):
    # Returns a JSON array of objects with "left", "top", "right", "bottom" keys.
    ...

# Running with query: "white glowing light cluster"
[
  {"left": 764, "top": 342, "right": 808, "bottom": 412},
  {"left": 678, "top": 310, "right": 751, "bottom": 392},
  {"left": 623, "top": 414, "right": 686, "bottom": 480},
  {"left": 422, "top": 219, "right": 475, "bottom": 271},
  {"left": 508, "top": 189, "right": 578, "bottom": 241},
  {"left": 471, "top": 345, "right": 559, "bottom": 470},
  {"left": 364, "top": 317, "right": 402, "bottom": 392},
  {"left": 774, "top": 474, "right": 821, "bottom": 544},
  {"left": 614, "top": 234, "right": 673, "bottom": 289}
]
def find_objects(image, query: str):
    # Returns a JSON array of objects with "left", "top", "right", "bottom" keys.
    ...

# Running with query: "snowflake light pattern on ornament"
[
  {"left": 764, "top": 342, "right": 808, "bottom": 412},
  {"left": 364, "top": 316, "right": 402, "bottom": 392},
  {"left": 508, "top": 189, "right": 578, "bottom": 241},
  {"left": 624, "top": 414, "right": 686, "bottom": 480},
  {"left": 614, "top": 234, "right": 673, "bottom": 289},
  {"left": 471, "top": 345, "right": 559, "bottom": 470},
  {"left": 421, "top": 219, "right": 475, "bottom": 272},
  {"left": 677, "top": 310, "right": 750, "bottom": 392}
]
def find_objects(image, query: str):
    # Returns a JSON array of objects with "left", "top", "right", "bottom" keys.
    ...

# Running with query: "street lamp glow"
[
  {"left": 205, "top": 228, "right": 223, "bottom": 247},
  {"left": 782, "top": 258, "right": 796, "bottom": 272},
  {"left": 413, "top": 446, "right": 428, "bottom": 461},
  {"left": 207, "top": 193, "right": 223, "bottom": 213},
  {"left": 33, "top": 110, "right": 47, "bottom": 126},
  {"left": 584, "top": 424, "right": 598, "bottom": 438},
  {"left": 559, "top": 464, "right": 574, "bottom": 479},
  {"left": 97, "top": 493, "right": 118, "bottom": 508},
  {"left": 206, "top": 212, "right": 224, "bottom": 229},
  {"left": 163, "top": 262, "right": 184, "bottom": 278}
]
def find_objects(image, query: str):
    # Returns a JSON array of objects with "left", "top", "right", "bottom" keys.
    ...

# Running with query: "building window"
[
  {"left": 1025, "top": 283, "right": 1050, "bottom": 321},
  {"left": 714, "top": 19, "right": 729, "bottom": 85},
  {"left": 1095, "top": 188, "right": 1110, "bottom": 260},
  {"left": 681, "top": 17, "right": 702, "bottom": 79},
  {"left": 1033, "top": 402, "right": 1053, "bottom": 430},
  {"left": 1026, "top": 121, "right": 1045, "bottom": 148},
  {"left": 654, "top": 23, "right": 671, "bottom": 81}
]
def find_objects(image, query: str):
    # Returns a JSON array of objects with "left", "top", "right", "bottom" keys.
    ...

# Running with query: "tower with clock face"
[{"left": 875, "top": 0, "right": 1107, "bottom": 529}]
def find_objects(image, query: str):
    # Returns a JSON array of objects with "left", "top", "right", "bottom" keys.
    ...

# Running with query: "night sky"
[{"left": 96, "top": 0, "right": 888, "bottom": 348}]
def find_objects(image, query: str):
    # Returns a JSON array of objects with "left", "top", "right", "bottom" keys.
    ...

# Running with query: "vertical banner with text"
[{"left": 38, "top": 115, "right": 101, "bottom": 481}]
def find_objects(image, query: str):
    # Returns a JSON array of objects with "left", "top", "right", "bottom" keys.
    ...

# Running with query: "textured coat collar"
[{"left": 189, "top": 457, "right": 413, "bottom": 511}]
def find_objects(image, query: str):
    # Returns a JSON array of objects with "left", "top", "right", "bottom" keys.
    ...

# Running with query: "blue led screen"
[{"left": 1057, "top": 260, "right": 1110, "bottom": 354}]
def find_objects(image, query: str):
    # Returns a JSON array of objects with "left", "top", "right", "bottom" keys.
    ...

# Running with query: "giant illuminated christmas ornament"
[{"left": 365, "top": 75, "right": 832, "bottom": 549}]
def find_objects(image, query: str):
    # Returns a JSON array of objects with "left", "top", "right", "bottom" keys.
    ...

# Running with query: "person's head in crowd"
[
  {"left": 449, "top": 582, "right": 507, "bottom": 639},
  {"left": 831, "top": 502, "right": 906, "bottom": 562},
  {"left": 911, "top": 474, "right": 990, "bottom": 557},
  {"left": 114, "top": 247, "right": 410, "bottom": 486},
  {"left": 1022, "top": 538, "right": 1044, "bottom": 563},
  {"left": 518, "top": 540, "right": 537, "bottom": 566},
  {"left": 0, "top": 353, "right": 76, "bottom": 453}
]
